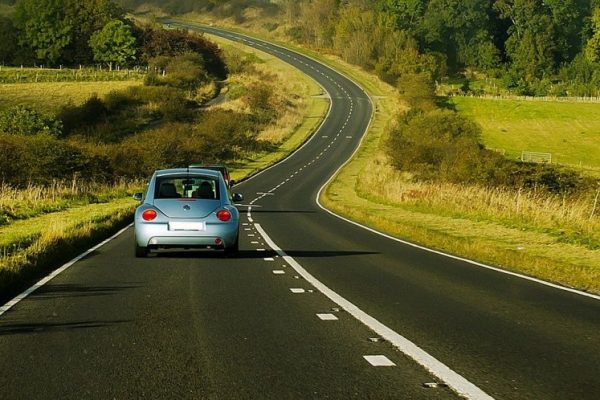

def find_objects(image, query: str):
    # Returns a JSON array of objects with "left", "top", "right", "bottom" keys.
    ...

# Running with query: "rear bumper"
[{"left": 135, "top": 221, "right": 238, "bottom": 249}]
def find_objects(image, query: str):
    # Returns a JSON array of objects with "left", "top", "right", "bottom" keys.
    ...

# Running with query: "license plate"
[{"left": 168, "top": 222, "right": 205, "bottom": 231}]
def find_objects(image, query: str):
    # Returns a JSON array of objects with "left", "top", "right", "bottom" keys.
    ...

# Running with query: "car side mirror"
[
  {"left": 232, "top": 193, "right": 243, "bottom": 203},
  {"left": 229, "top": 179, "right": 236, "bottom": 187},
  {"left": 133, "top": 192, "right": 144, "bottom": 202}
]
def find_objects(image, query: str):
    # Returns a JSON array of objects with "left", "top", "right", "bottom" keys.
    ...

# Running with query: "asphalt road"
[{"left": 1, "top": 22, "right": 599, "bottom": 400}]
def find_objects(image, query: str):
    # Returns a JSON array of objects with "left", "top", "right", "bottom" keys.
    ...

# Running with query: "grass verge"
[{"left": 0, "top": 199, "right": 135, "bottom": 302}]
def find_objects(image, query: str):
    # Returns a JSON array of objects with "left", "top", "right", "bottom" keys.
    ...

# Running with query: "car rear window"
[{"left": 155, "top": 175, "right": 220, "bottom": 200}]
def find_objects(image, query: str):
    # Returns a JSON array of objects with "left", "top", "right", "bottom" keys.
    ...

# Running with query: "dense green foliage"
[
  {"left": 89, "top": 19, "right": 137, "bottom": 69},
  {"left": 119, "top": 0, "right": 600, "bottom": 95},
  {"left": 2, "top": 0, "right": 228, "bottom": 79},
  {"left": 0, "top": 105, "right": 62, "bottom": 136}
]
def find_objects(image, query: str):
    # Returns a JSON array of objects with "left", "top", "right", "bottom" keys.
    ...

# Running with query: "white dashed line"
[
  {"left": 290, "top": 288, "right": 306, "bottom": 294},
  {"left": 255, "top": 224, "right": 494, "bottom": 400},
  {"left": 364, "top": 355, "right": 396, "bottom": 367},
  {"left": 317, "top": 313, "right": 338, "bottom": 321}
]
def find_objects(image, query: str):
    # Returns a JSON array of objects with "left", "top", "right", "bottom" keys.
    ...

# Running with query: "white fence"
[{"left": 521, "top": 151, "right": 552, "bottom": 164}]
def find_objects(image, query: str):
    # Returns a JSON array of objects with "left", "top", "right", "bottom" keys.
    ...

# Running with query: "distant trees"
[
  {"left": 13, "top": 0, "right": 125, "bottom": 65},
  {"left": 0, "top": 16, "right": 19, "bottom": 63},
  {"left": 15, "top": 0, "right": 73, "bottom": 64},
  {"left": 585, "top": 8, "right": 600, "bottom": 63}
]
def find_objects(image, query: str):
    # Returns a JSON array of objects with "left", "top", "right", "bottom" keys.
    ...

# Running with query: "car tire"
[
  {"left": 135, "top": 242, "right": 149, "bottom": 258},
  {"left": 224, "top": 234, "right": 239, "bottom": 257}
]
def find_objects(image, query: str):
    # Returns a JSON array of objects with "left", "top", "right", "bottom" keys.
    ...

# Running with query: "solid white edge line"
[
  {"left": 314, "top": 149, "right": 600, "bottom": 301},
  {"left": 255, "top": 224, "right": 493, "bottom": 400},
  {"left": 304, "top": 41, "right": 600, "bottom": 302},
  {"left": 0, "top": 223, "right": 134, "bottom": 317}
]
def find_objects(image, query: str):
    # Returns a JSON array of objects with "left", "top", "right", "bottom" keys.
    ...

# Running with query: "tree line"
[
  {"left": 115, "top": 0, "right": 600, "bottom": 96},
  {"left": 0, "top": 0, "right": 226, "bottom": 79}
]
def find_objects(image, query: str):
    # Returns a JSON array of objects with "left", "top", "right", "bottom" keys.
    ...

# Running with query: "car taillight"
[
  {"left": 142, "top": 209, "right": 157, "bottom": 221},
  {"left": 216, "top": 210, "right": 231, "bottom": 222}
]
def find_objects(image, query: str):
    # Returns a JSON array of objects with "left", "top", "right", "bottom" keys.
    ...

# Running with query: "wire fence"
[
  {"left": 451, "top": 93, "right": 600, "bottom": 103},
  {"left": 0, "top": 65, "right": 148, "bottom": 83}
]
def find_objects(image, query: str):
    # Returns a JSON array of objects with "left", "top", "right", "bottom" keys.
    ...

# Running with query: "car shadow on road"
[
  {"left": 239, "top": 209, "right": 317, "bottom": 214},
  {"left": 28, "top": 283, "right": 142, "bottom": 300},
  {"left": 234, "top": 249, "right": 379, "bottom": 259},
  {"left": 0, "top": 319, "right": 131, "bottom": 336},
  {"left": 151, "top": 249, "right": 378, "bottom": 259}
]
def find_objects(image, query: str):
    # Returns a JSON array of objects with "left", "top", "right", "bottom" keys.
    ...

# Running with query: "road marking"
[
  {"left": 272, "top": 269, "right": 285, "bottom": 274},
  {"left": 265, "top": 258, "right": 275, "bottom": 262},
  {"left": 364, "top": 355, "right": 396, "bottom": 367},
  {"left": 317, "top": 313, "right": 338, "bottom": 321},
  {"left": 0, "top": 224, "right": 133, "bottom": 317},
  {"left": 251, "top": 241, "right": 259, "bottom": 244},
  {"left": 257, "top": 249, "right": 266, "bottom": 252},
  {"left": 255, "top": 224, "right": 494, "bottom": 400},
  {"left": 290, "top": 288, "right": 306, "bottom": 293}
]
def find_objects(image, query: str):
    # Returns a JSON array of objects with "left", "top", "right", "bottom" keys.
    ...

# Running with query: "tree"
[
  {"left": 376, "top": 0, "right": 426, "bottom": 32},
  {"left": 63, "top": 0, "right": 125, "bottom": 64},
  {"left": 422, "top": 0, "right": 498, "bottom": 71},
  {"left": 0, "top": 16, "right": 18, "bottom": 63},
  {"left": 494, "top": 0, "right": 561, "bottom": 83},
  {"left": 585, "top": 8, "right": 600, "bottom": 63},
  {"left": 89, "top": 19, "right": 136, "bottom": 70},
  {"left": 300, "top": 0, "right": 338, "bottom": 47},
  {"left": 15, "top": 0, "right": 72, "bottom": 64},
  {"left": 334, "top": 5, "right": 376, "bottom": 67}
]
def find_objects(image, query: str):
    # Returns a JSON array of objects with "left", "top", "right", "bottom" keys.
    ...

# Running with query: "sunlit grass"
[
  {"left": 0, "top": 81, "right": 143, "bottom": 113},
  {"left": 0, "top": 180, "right": 143, "bottom": 224},
  {"left": 451, "top": 97, "right": 600, "bottom": 175}
]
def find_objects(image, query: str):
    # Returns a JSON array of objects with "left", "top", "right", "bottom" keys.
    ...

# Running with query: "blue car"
[{"left": 133, "top": 168, "right": 243, "bottom": 257}]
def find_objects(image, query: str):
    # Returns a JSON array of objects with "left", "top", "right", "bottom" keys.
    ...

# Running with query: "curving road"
[{"left": 0, "top": 22, "right": 599, "bottom": 400}]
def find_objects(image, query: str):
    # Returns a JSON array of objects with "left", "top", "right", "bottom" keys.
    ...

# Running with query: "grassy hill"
[{"left": 451, "top": 97, "right": 600, "bottom": 175}]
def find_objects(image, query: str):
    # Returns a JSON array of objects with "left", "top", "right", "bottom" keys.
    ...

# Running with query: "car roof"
[{"left": 153, "top": 168, "right": 221, "bottom": 178}]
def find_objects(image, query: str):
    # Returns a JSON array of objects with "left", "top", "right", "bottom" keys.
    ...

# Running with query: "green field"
[
  {"left": 0, "top": 81, "right": 143, "bottom": 113},
  {"left": 451, "top": 97, "right": 600, "bottom": 174}
]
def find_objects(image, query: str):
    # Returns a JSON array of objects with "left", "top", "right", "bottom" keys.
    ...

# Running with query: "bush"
[
  {"left": 146, "top": 52, "right": 210, "bottom": 95},
  {"left": 397, "top": 73, "right": 437, "bottom": 111},
  {"left": 134, "top": 24, "right": 227, "bottom": 80},
  {"left": 387, "top": 109, "right": 484, "bottom": 183},
  {"left": 0, "top": 134, "right": 97, "bottom": 185},
  {"left": 245, "top": 82, "right": 276, "bottom": 124},
  {"left": 0, "top": 105, "right": 62, "bottom": 136}
]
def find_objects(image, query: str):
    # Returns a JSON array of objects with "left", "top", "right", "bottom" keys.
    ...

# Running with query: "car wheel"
[
  {"left": 135, "top": 242, "right": 149, "bottom": 258},
  {"left": 224, "top": 234, "right": 239, "bottom": 257}
]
